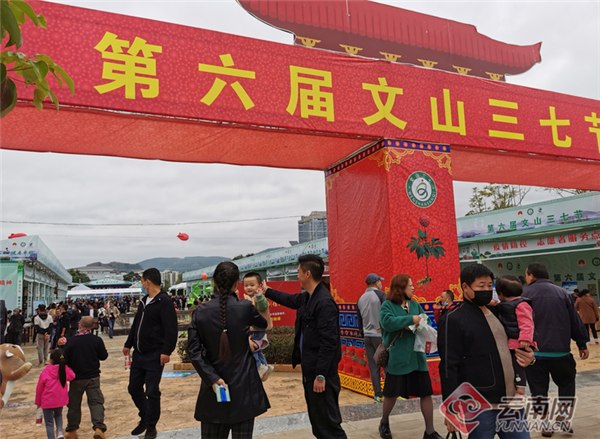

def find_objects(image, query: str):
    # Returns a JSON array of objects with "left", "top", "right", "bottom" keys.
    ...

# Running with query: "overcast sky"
[{"left": 1, "top": 0, "right": 598, "bottom": 269}]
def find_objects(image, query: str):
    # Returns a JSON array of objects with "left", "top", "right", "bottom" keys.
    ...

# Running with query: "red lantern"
[
  {"left": 201, "top": 273, "right": 208, "bottom": 280},
  {"left": 177, "top": 233, "right": 189, "bottom": 241},
  {"left": 8, "top": 233, "right": 27, "bottom": 239}
]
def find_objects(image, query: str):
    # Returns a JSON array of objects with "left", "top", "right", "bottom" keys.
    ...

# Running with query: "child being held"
[
  {"left": 243, "top": 272, "right": 274, "bottom": 382},
  {"left": 495, "top": 275, "right": 537, "bottom": 396},
  {"left": 35, "top": 349, "right": 76, "bottom": 439}
]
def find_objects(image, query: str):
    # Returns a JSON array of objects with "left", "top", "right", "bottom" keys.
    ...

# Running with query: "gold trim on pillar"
[
  {"left": 325, "top": 172, "right": 340, "bottom": 195},
  {"left": 330, "top": 286, "right": 345, "bottom": 303},
  {"left": 368, "top": 148, "right": 415, "bottom": 172},
  {"left": 422, "top": 151, "right": 452, "bottom": 175}
]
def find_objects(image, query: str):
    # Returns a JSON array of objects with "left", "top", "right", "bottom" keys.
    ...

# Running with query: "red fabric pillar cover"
[{"left": 326, "top": 139, "right": 461, "bottom": 305}]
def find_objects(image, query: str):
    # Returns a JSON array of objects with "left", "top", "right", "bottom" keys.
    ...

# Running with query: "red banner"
[
  {"left": 4, "top": 1, "right": 599, "bottom": 166},
  {"left": 237, "top": 280, "right": 298, "bottom": 327}
]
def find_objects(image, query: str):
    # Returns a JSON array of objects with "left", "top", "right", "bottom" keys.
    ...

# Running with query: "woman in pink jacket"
[{"left": 35, "top": 349, "right": 76, "bottom": 439}]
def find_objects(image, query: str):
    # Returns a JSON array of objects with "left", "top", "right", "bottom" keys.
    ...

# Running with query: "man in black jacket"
[
  {"left": 63, "top": 316, "right": 109, "bottom": 439},
  {"left": 522, "top": 262, "right": 588, "bottom": 437},
  {"left": 264, "top": 255, "right": 347, "bottom": 439},
  {"left": 10, "top": 308, "right": 25, "bottom": 345},
  {"left": 438, "top": 264, "right": 534, "bottom": 438},
  {"left": 123, "top": 268, "right": 178, "bottom": 439}
]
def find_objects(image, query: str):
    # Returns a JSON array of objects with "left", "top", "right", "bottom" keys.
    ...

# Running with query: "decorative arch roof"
[{"left": 238, "top": 0, "right": 542, "bottom": 80}]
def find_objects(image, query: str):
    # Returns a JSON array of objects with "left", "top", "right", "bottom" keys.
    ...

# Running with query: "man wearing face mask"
[
  {"left": 123, "top": 268, "right": 178, "bottom": 439},
  {"left": 438, "top": 264, "right": 535, "bottom": 438}
]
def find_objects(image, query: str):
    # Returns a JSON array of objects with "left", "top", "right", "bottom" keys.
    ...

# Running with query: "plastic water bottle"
[
  {"left": 35, "top": 408, "right": 43, "bottom": 426},
  {"left": 125, "top": 355, "right": 132, "bottom": 371}
]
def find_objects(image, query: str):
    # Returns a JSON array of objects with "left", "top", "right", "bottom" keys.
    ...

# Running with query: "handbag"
[{"left": 374, "top": 329, "right": 404, "bottom": 368}]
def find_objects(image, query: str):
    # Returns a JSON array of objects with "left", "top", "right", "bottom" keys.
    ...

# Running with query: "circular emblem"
[
  {"left": 593, "top": 257, "right": 600, "bottom": 267},
  {"left": 20, "top": 242, "right": 26, "bottom": 247},
  {"left": 507, "top": 262, "right": 513, "bottom": 271},
  {"left": 527, "top": 208, "right": 534, "bottom": 215},
  {"left": 406, "top": 172, "right": 437, "bottom": 208}
]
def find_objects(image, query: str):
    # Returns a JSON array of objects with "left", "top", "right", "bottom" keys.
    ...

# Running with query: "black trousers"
[
  {"left": 302, "top": 373, "right": 347, "bottom": 439},
  {"left": 128, "top": 350, "right": 164, "bottom": 428},
  {"left": 201, "top": 419, "right": 254, "bottom": 439},
  {"left": 585, "top": 323, "right": 598, "bottom": 340},
  {"left": 526, "top": 355, "right": 576, "bottom": 398}
]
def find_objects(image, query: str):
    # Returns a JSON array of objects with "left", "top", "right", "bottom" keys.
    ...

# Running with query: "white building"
[{"left": 161, "top": 270, "right": 179, "bottom": 286}]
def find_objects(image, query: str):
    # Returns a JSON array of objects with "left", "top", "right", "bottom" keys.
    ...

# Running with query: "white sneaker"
[
  {"left": 261, "top": 365, "right": 274, "bottom": 382},
  {"left": 57, "top": 432, "right": 65, "bottom": 439},
  {"left": 258, "top": 364, "right": 268, "bottom": 380},
  {"left": 595, "top": 339, "right": 599, "bottom": 344}
]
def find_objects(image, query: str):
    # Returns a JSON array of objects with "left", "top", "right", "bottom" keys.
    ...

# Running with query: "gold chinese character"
[
  {"left": 198, "top": 54, "right": 256, "bottom": 110},
  {"left": 94, "top": 32, "right": 162, "bottom": 99},
  {"left": 539, "top": 106, "right": 571, "bottom": 148},
  {"left": 488, "top": 99, "right": 524, "bottom": 140},
  {"left": 362, "top": 77, "right": 406, "bottom": 129},
  {"left": 584, "top": 112, "right": 600, "bottom": 153},
  {"left": 431, "top": 89, "right": 466, "bottom": 135},
  {"left": 287, "top": 66, "right": 334, "bottom": 121}
]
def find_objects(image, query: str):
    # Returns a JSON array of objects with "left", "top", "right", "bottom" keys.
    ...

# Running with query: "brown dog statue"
[{"left": 0, "top": 344, "right": 33, "bottom": 409}]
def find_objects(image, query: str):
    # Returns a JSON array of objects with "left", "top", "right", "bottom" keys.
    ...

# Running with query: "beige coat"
[{"left": 575, "top": 296, "right": 600, "bottom": 324}]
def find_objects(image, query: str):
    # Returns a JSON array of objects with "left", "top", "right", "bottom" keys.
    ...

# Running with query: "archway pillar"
[{"left": 325, "top": 139, "right": 461, "bottom": 396}]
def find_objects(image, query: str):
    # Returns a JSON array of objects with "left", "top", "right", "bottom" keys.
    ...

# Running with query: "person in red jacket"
[{"left": 35, "top": 349, "right": 76, "bottom": 439}]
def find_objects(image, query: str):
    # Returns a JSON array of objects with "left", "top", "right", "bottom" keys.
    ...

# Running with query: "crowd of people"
[{"left": 16, "top": 256, "right": 597, "bottom": 439}]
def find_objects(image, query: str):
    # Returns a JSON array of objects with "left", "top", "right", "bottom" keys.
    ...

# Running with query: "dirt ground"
[
  {"left": 1, "top": 336, "right": 598, "bottom": 439},
  {"left": 0, "top": 335, "right": 368, "bottom": 439}
]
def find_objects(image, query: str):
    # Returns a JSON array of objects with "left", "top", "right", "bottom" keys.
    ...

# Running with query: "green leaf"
[
  {"left": 47, "top": 88, "right": 58, "bottom": 111},
  {"left": 10, "top": 0, "right": 41, "bottom": 27},
  {"left": 37, "top": 13, "right": 46, "bottom": 29},
  {"left": 1, "top": 0, "right": 23, "bottom": 48},
  {"left": 0, "top": 77, "right": 17, "bottom": 117},
  {"left": 16, "top": 61, "right": 37, "bottom": 84},
  {"left": 32, "top": 59, "right": 48, "bottom": 80},
  {"left": 50, "top": 69, "right": 63, "bottom": 88},
  {"left": 1, "top": 50, "right": 18, "bottom": 63},
  {"left": 52, "top": 64, "right": 74, "bottom": 95},
  {"left": 8, "top": 2, "right": 25, "bottom": 26},
  {"left": 0, "top": 63, "right": 5, "bottom": 84},
  {"left": 33, "top": 87, "right": 47, "bottom": 110}
]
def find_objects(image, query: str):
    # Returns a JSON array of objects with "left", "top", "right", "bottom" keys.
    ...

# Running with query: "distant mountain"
[
  {"left": 137, "top": 256, "right": 229, "bottom": 272},
  {"left": 86, "top": 261, "right": 143, "bottom": 271}
]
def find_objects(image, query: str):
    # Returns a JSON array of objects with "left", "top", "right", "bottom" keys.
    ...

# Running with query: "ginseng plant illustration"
[{"left": 406, "top": 215, "right": 446, "bottom": 288}]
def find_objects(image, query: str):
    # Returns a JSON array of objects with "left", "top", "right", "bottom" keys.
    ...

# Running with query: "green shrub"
[
  {"left": 264, "top": 326, "right": 295, "bottom": 364},
  {"left": 177, "top": 338, "right": 190, "bottom": 363},
  {"left": 176, "top": 326, "right": 296, "bottom": 365}
]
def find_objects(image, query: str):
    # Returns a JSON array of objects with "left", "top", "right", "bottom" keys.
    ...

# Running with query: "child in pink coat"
[
  {"left": 496, "top": 275, "right": 538, "bottom": 397},
  {"left": 35, "top": 349, "right": 76, "bottom": 439}
]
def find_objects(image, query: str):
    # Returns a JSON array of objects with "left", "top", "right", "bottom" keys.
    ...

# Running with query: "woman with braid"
[{"left": 188, "top": 261, "right": 270, "bottom": 439}]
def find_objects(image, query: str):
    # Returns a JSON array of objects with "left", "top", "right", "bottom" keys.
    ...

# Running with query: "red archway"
[{"left": 2, "top": 1, "right": 599, "bottom": 396}]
